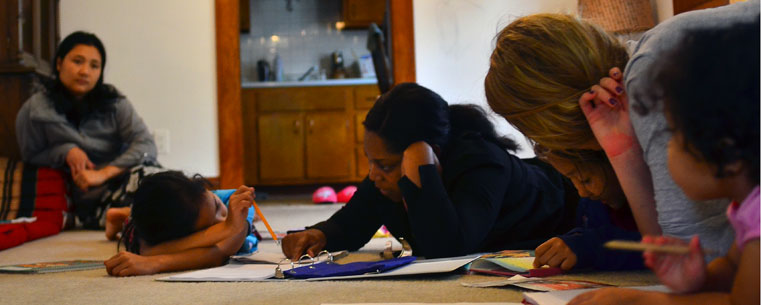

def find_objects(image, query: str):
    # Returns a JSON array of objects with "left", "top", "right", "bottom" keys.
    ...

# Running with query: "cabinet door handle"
[
  {"left": 308, "top": 119, "right": 314, "bottom": 134},
  {"left": 293, "top": 120, "right": 301, "bottom": 134}
]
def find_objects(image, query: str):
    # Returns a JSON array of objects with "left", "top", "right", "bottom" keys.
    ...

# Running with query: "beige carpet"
[{"left": 0, "top": 202, "right": 659, "bottom": 305}]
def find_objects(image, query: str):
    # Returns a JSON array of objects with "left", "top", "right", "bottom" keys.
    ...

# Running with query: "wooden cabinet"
[
  {"left": 305, "top": 112, "right": 352, "bottom": 178},
  {"left": 243, "top": 84, "right": 379, "bottom": 185},
  {"left": 258, "top": 113, "right": 305, "bottom": 180},
  {"left": 342, "top": 0, "right": 386, "bottom": 29}
]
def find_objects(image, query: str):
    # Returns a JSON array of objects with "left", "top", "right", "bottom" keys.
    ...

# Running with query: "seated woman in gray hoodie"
[{"left": 15, "top": 31, "right": 157, "bottom": 232}]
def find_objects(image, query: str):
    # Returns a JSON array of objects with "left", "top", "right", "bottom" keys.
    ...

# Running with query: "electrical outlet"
[{"left": 153, "top": 128, "right": 170, "bottom": 154}]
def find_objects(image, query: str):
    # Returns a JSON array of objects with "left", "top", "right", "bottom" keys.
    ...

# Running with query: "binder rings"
[{"left": 283, "top": 256, "right": 416, "bottom": 279}]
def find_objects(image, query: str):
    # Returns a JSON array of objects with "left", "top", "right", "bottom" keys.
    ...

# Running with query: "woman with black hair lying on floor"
[{"left": 281, "top": 83, "right": 577, "bottom": 260}]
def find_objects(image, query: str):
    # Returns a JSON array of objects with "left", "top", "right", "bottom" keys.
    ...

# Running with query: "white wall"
[
  {"left": 59, "top": 0, "right": 674, "bottom": 175},
  {"left": 413, "top": 0, "right": 671, "bottom": 158},
  {"left": 60, "top": 0, "right": 219, "bottom": 177}
]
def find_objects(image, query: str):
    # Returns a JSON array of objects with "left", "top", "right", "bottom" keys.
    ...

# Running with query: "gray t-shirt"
[{"left": 624, "top": 0, "right": 759, "bottom": 260}]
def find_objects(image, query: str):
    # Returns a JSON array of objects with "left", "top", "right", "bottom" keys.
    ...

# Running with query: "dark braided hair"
[
  {"left": 363, "top": 82, "right": 519, "bottom": 154},
  {"left": 118, "top": 171, "right": 211, "bottom": 253}
]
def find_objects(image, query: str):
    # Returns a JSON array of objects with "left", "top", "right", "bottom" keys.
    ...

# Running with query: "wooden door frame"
[{"left": 214, "top": 0, "right": 415, "bottom": 188}]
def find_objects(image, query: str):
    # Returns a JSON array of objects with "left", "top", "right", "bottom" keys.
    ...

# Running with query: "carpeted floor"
[{"left": 0, "top": 201, "right": 659, "bottom": 305}]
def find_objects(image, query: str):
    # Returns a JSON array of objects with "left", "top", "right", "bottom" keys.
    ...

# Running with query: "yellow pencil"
[
  {"left": 251, "top": 199, "right": 278, "bottom": 242},
  {"left": 604, "top": 240, "right": 703, "bottom": 255}
]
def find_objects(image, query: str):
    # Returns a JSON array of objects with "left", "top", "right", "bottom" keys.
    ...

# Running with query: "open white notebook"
[{"left": 158, "top": 263, "right": 277, "bottom": 282}]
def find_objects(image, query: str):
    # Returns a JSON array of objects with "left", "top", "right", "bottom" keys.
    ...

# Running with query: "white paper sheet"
[
  {"left": 523, "top": 285, "right": 670, "bottom": 305},
  {"left": 230, "top": 250, "right": 348, "bottom": 264},
  {"left": 157, "top": 263, "right": 277, "bottom": 282}
]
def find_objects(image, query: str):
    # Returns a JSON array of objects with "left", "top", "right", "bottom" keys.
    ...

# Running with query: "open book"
[
  {"left": 467, "top": 250, "right": 561, "bottom": 277},
  {"left": 0, "top": 260, "right": 104, "bottom": 274}
]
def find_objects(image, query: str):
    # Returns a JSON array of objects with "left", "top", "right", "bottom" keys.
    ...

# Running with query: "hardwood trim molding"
[
  {"left": 215, "top": 0, "right": 244, "bottom": 188},
  {"left": 389, "top": 0, "right": 416, "bottom": 84}
]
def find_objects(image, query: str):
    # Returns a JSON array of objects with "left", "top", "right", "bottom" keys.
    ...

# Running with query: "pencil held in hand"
[
  {"left": 604, "top": 240, "right": 691, "bottom": 255},
  {"left": 252, "top": 200, "right": 278, "bottom": 242}
]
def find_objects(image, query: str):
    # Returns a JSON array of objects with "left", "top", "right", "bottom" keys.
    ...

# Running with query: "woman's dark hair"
[
  {"left": 45, "top": 31, "right": 121, "bottom": 119},
  {"left": 643, "top": 21, "right": 759, "bottom": 183},
  {"left": 363, "top": 82, "right": 518, "bottom": 154},
  {"left": 120, "top": 171, "right": 211, "bottom": 253}
]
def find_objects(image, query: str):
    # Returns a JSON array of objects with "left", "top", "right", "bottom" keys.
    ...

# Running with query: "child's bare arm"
[
  {"left": 140, "top": 220, "right": 244, "bottom": 256},
  {"left": 106, "top": 247, "right": 230, "bottom": 277},
  {"left": 578, "top": 67, "right": 661, "bottom": 236},
  {"left": 700, "top": 244, "right": 740, "bottom": 292},
  {"left": 140, "top": 186, "right": 254, "bottom": 256},
  {"left": 728, "top": 240, "right": 759, "bottom": 305},
  {"left": 106, "top": 224, "right": 250, "bottom": 277}
]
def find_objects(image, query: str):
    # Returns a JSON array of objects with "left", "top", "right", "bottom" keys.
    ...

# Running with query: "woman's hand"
[
  {"left": 72, "top": 169, "right": 108, "bottom": 190},
  {"left": 72, "top": 166, "right": 123, "bottom": 190},
  {"left": 104, "top": 251, "right": 160, "bottom": 277},
  {"left": 400, "top": 141, "right": 441, "bottom": 188},
  {"left": 65, "top": 146, "right": 94, "bottom": 177},
  {"left": 642, "top": 235, "right": 706, "bottom": 293},
  {"left": 227, "top": 185, "right": 255, "bottom": 222},
  {"left": 281, "top": 229, "right": 327, "bottom": 260},
  {"left": 533, "top": 237, "right": 577, "bottom": 271},
  {"left": 578, "top": 67, "right": 639, "bottom": 159}
]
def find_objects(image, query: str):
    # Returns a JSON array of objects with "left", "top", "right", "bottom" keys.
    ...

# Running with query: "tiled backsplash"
[{"left": 241, "top": 0, "right": 371, "bottom": 82}]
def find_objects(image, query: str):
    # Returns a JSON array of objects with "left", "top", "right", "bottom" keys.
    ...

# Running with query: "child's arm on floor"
[
  {"left": 105, "top": 234, "right": 248, "bottom": 276},
  {"left": 578, "top": 67, "right": 661, "bottom": 236},
  {"left": 105, "top": 213, "right": 252, "bottom": 276},
  {"left": 140, "top": 186, "right": 254, "bottom": 256}
]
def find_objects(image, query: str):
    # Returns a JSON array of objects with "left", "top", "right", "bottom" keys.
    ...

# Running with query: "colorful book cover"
[
  {"left": 0, "top": 260, "right": 104, "bottom": 274},
  {"left": 468, "top": 250, "right": 561, "bottom": 277}
]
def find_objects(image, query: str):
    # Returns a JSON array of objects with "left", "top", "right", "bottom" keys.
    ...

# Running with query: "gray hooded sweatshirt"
[{"left": 15, "top": 91, "right": 157, "bottom": 170}]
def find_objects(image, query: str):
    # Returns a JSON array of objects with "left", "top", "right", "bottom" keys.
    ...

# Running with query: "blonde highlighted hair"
[{"left": 485, "top": 14, "right": 628, "bottom": 153}]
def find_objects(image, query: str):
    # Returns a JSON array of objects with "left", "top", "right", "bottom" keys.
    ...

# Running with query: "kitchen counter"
[{"left": 242, "top": 78, "right": 377, "bottom": 88}]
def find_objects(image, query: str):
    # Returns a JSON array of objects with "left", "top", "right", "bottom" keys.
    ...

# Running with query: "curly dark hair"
[
  {"left": 119, "top": 171, "right": 212, "bottom": 253},
  {"left": 641, "top": 20, "right": 759, "bottom": 184}
]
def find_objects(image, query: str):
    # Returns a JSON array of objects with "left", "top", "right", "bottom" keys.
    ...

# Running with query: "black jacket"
[{"left": 311, "top": 133, "right": 576, "bottom": 258}]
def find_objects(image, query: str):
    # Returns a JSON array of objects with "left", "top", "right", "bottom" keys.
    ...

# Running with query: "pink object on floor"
[
  {"left": 312, "top": 186, "right": 337, "bottom": 203},
  {"left": 336, "top": 186, "right": 358, "bottom": 203}
]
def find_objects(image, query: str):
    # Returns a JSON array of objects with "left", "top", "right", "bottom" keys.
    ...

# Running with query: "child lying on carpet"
[{"left": 105, "top": 171, "right": 258, "bottom": 276}]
